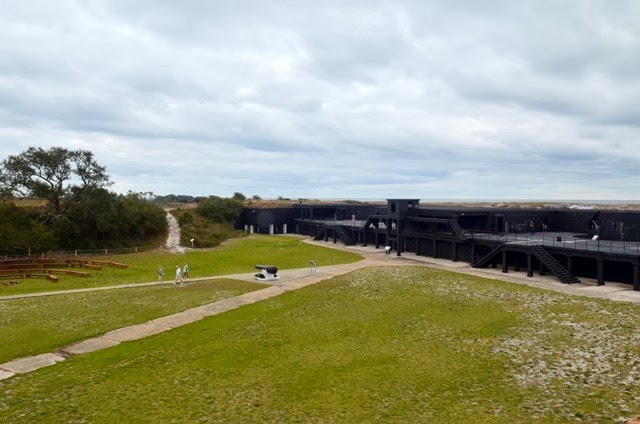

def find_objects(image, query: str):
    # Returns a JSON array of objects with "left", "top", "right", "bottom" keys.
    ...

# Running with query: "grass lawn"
[
  {"left": 0, "top": 279, "right": 261, "bottom": 364},
  {"left": 2, "top": 266, "right": 640, "bottom": 423},
  {"left": 0, "top": 235, "right": 362, "bottom": 295}
]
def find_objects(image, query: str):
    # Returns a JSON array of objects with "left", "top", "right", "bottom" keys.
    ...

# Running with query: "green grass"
[
  {"left": 3, "top": 266, "right": 640, "bottom": 422},
  {"left": 0, "top": 235, "right": 362, "bottom": 295},
  {"left": 0, "top": 279, "right": 261, "bottom": 364}
]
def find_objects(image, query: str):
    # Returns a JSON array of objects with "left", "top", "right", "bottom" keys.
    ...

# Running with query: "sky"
[{"left": 1, "top": 1, "right": 639, "bottom": 201}]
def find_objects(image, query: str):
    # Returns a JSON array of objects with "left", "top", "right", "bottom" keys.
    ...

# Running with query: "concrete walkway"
[{"left": 2, "top": 240, "right": 640, "bottom": 381}]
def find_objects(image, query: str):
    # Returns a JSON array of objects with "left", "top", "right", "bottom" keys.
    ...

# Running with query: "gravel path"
[{"left": 164, "top": 210, "right": 185, "bottom": 253}]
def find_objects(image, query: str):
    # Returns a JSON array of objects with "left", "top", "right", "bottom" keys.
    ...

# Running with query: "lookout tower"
[{"left": 386, "top": 199, "right": 420, "bottom": 256}]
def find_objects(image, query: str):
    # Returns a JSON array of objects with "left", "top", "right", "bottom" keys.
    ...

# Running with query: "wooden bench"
[
  {"left": 26, "top": 272, "right": 52, "bottom": 279},
  {"left": 91, "top": 260, "right": 127, "bottom": 268},
  {"left": 48, "top": 269, "right": 71, "bottom": 275},
  {"left": 16, "top": 263, "right": 70, "bottom": 269},
  {"left": 1, "top": 259, "right": 33, "bottom": 266},
  {"left": 47, "top": 269, "right": 90, "bottom": 278},
  {"left": 22, "top": 272, "right": 59, "bottom": 282},
  {"left": 0, "top": 273, "right": 23, "bottom": 280},
  {"left": 83, "top": 264, "right": 103, "bottom": 270}
]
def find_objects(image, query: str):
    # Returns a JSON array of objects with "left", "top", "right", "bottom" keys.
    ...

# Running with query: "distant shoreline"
[{"left": 247, "top": 199, "right": 640, "bottom": 211}]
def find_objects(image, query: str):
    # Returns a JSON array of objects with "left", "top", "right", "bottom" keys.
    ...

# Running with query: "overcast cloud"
[{"left": 1, "top": 1, "right": 639, "bottom": 200}]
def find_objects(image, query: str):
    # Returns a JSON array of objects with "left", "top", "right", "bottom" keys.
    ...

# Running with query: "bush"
[
  {"left": 171, "top": 208, "right": 245, "bottom": 248},
  {"left": 0, "top": 203, "right": 56, "bottom": 255},
  {"left": 196, "top": 196, "right": 244, "bottom": 224}
]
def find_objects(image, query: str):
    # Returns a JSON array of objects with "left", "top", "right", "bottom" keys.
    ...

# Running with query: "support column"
[
  {"left": 452, "top": 242, "right": 458, "bottom": 262},
  {"left": 416, "top": 239, "right": 421, "bottom": 256},
  {"left": 249, "top": 225, "right": 254, "bottom": 234},
  {"left": 283, "top": 223, "right": 287, "bottom": 234},
  {"left": 433, "top": 239, "right": 438, "bottom": 259},
  {"left": 527, "top": 253, "right": 533, "bottom": 277},
  {"left": 633, "top": 263, "right": 639, "bottom": 292},
  {"left": 386, "top": 219, "right": 392, "bottom": 253},
  {"left": 597, "top": 257, "right": 604, "bottom": 286},
  {"left": 470, "top": 240, "right": 475, "bottom": 264},
  {"left": 502, "top": 250, "right": 508, "bottom": 273},
  {"left": 374, "top": 232, "right": 379, "bottom": 249},
  {"left": 269, "top": 224, "right": 274, "bottom": 235}
]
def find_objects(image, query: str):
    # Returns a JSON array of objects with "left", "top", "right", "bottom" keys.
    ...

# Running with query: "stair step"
[{"left": 530, "top": 245, "right": 580, "bottom": 285}]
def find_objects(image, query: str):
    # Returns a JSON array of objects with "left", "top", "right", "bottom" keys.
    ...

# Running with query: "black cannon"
[{"left": 254, "top": 265, "right": 278, "bottom": 280}]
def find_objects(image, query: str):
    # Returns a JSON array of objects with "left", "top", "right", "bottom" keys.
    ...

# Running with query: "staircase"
[
  {"left": 448, "top": 216, "right": 470, "bottom": 239},
  {"left": 313, "top": 224, "right": 327, "bottom": 241},
  {"left": 313, "top": 223, "right": 354, "bottom": 245},
  {"left": 472, "top": 242, "right": 505, "bottom": 268},
  {"left": 529, "top": 245, "right": 580, "bottom": 284},
  {"left": 334, "top": 225, "right": 355, "bottom": 245}
]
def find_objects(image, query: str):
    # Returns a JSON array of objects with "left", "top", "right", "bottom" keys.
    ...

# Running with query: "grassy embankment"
[
  {"left": 2, "top": 263, "right": 640, "bottom": 422},
  {"left": 0, "top": 235, "right": 362, "bottom": 296}
]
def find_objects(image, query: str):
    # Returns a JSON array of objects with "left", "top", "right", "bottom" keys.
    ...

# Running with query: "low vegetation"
[
  {"left": 171, "top": 207, "right": 245, "bottom": 248},
  {"left": 2, "top": 264, "right": 640, "bottom": 422}
]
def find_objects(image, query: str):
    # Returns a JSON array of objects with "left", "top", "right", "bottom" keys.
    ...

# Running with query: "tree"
[
  {"left": 0, "top": 147, "right": 111, "bottom": 214},
  {"left": 0, "top": 147, "right": 167, "bottom": 250},
  {"left": 0, "top": 203, "right": 55, "bottom": 254}
]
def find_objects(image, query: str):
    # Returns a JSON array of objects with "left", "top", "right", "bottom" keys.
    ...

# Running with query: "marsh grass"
[
  {"left": 0, "top": 235, "right": 362, "bottom": 295},
  {"left": 3, "top": 266, "right": 640, "bottom": 422}
]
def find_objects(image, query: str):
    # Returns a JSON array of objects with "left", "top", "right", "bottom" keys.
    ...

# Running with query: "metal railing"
[
  {"left": 2, "top": 244, "right": 165, "bottom": 261},
  {"left": 297, "top": 218, "right": 387, "bottom": 229},
  {"left": 473, "top": 232, "right": 640, "bottom": 256}
]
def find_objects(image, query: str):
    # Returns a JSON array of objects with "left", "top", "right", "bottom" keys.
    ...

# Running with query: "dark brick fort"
[{"left": 239, "top": 199, "right": 640, "bottom": 290}]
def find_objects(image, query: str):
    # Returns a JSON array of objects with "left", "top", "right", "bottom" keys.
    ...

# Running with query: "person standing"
[
  {"left": 158, "top": 265, "right": 164, "bottom": 282},
  {"left": 183, "top": 263, "right": 189, "bottom": 281},
  {"left": 175, "top": 265, "right": 182, "bottom": 285}
]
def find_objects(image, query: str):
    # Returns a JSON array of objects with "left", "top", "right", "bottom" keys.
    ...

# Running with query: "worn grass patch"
[
  {"left": 0, "top": 235, "right": 361, "bottom": 295},
  {"left": 0, "top": 279, "right": 262, "bottom": 363},
  {"left": 3, "top": 266, "right": 640, "bottom": 422}
]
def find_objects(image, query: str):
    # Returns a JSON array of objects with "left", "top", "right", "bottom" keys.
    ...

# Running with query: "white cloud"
[{"left": 1, "top": 0, "right": 639, "bottom": 201}]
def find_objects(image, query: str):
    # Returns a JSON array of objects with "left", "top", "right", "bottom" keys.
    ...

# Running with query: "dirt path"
[{"left": 164, "top": 211, "right": 185, "bottom": 253}]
